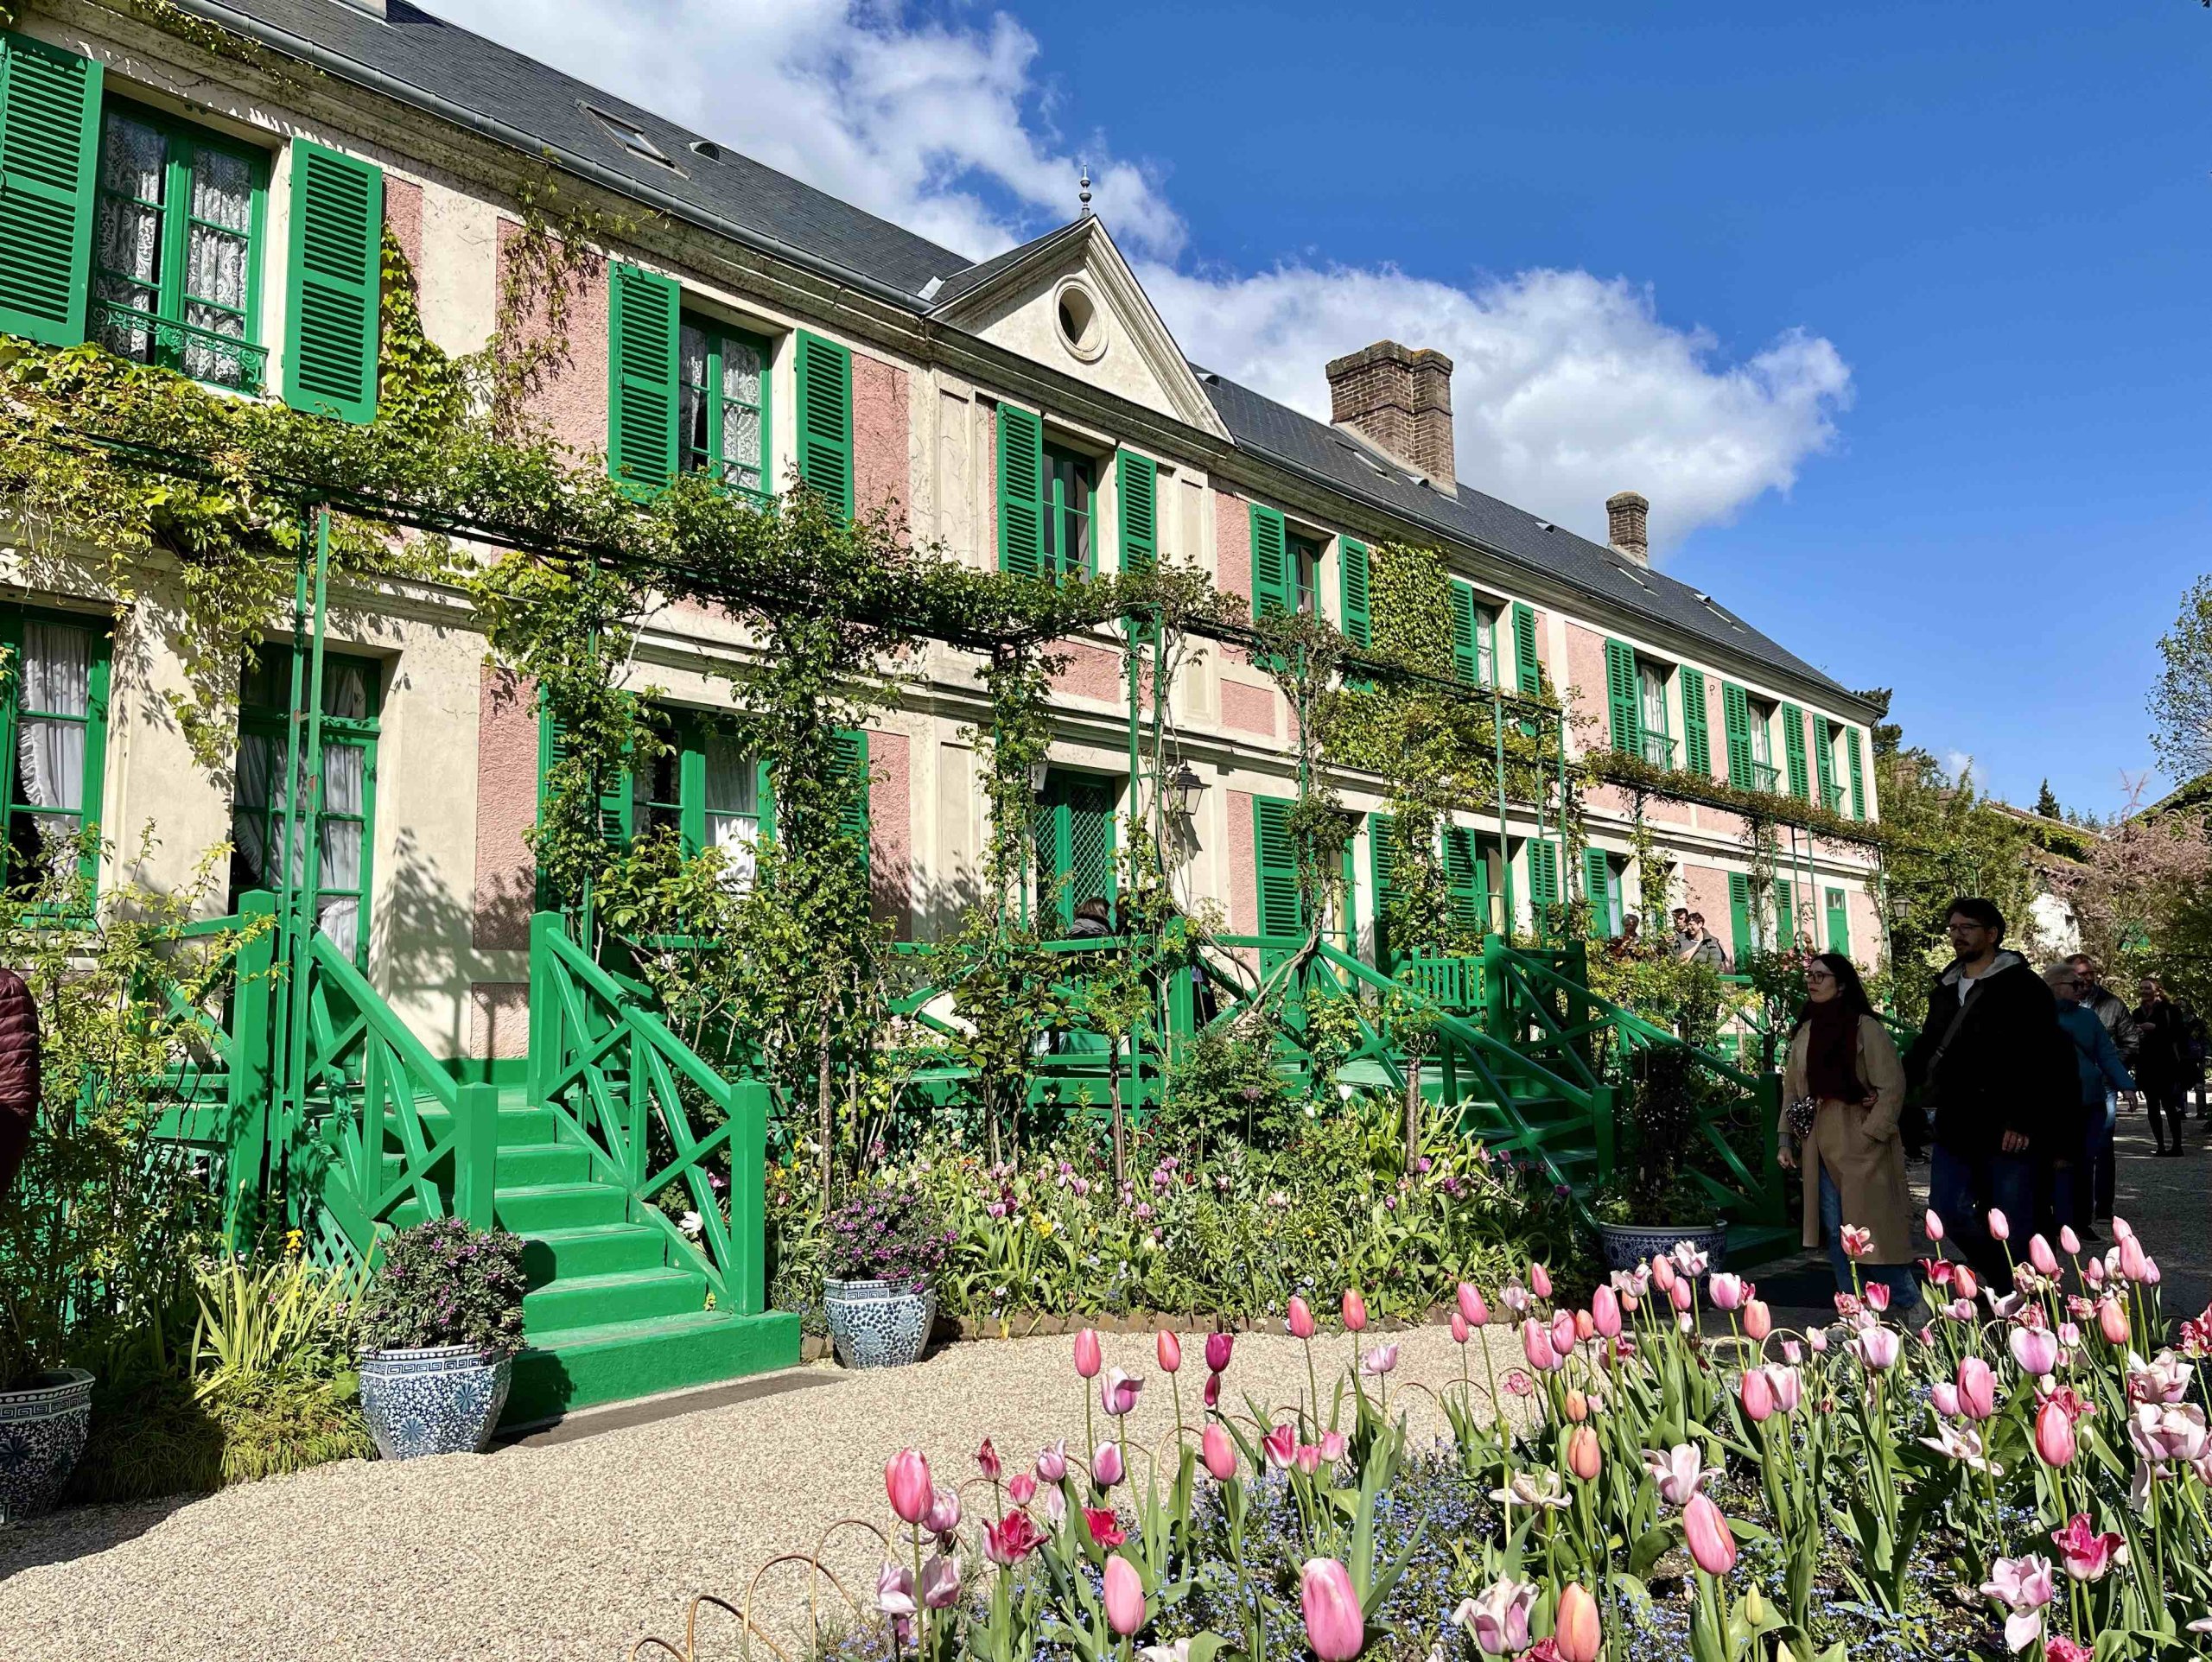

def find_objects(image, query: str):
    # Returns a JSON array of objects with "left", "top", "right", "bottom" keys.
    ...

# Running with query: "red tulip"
[
  {"left": 1342, "top": 1290, "right": 1369, "bottom": 1333},
  {"left": 1073, "top": 1327, "right": 1103, "bottom": 1379},
  {"left": 1458, "top": 1282, "right": 1490, "bottom": 1326},
  {"left": 1202, "top": 1423, "right": 1236, "bottom": 1481},
  {"left": 1103, "top": 1553, "right": 1145, "bottom": 1635},
  {"left": 1157, "top": 1330, "right": 1182, "bottom": 1373},
  {"left": 2035, "top": 1395, "right": 2077, "bottom": 1467},
  {"left": 1567, "top": 1424, "right": 1602, "bottom": 1481},
  {"left": 1287, "top": 1296, "right": 1315, "bottom": 1340},
  {"left": 1300, "top": 1557, "right": 1364, "bottom": 1661},
  {"left": 885, "top": 1449, "right": 933, "bottom": 1525},
  {"left": 1205, "top": 1330, "right": 1234, "bottom": 1373},
  {"left": 1084, "top": 1507, "right": 1127, "bottom": 1548},
  {"left": 1554, "top": 1582, "right": 1602, "bottom": 1662},
  {"left": 1683, "top": 1493, "right": 1738, "bottom": 1575}
]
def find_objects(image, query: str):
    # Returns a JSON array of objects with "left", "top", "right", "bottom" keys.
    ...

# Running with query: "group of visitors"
[
  {"left": 1777, "top": 897, "right": 2201, "bottom": 1311},
  {"left": 1604, "top": 906, "right": 1734, "bottom": 968}
]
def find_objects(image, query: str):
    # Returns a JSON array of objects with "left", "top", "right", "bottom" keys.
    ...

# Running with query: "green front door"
[{"left": 232, "top": 646, "right": 381, "bottom": 965}]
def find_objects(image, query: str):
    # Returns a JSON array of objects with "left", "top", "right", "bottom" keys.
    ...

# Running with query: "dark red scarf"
[{"left": 1805, "top": 998, "right": 1864, "bottom": 1103}]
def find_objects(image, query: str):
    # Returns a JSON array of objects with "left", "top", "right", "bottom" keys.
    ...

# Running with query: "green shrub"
[{"left": 359, "top": 1218, "right": 528, "bottom": 1357}]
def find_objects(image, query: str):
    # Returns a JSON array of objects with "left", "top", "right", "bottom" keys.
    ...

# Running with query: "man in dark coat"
[
  {"left": 1904, "top": 898, "right": 2066, "bottom": 1287},
  {"left": 0, "top": 965, "right": 41, "bottom": 1191}
]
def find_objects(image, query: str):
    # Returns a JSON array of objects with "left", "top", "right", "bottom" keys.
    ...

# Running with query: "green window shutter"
[
  {"left": 1443, "top": 825, "right": 1489, "bottom": 936},
  {"left": 282, "top": 139, "right": 382, "bottom": 423},
  {"left": 1450, "top": 580, "right": 1481, "bottom": 686},
  {"left": 1847, "top": 727, "right": 1866, "bottom": 820},
  {"left": 1253, "top": 794, "right": 1301, "bottom": 939},
  {"left": 606, "top": 262, "right": 678, "bottom": 488},
  {"left": 1776, "top": 879, "right": 1796, "bottom": 947},
  {"left": 537, "top": 704, "right": 632, "bottom": 849},
  {"left": 1681, "top": 669, "right": 1711, "bottom": 777},
  {"left": 1721, "top": 682, "right": 1754, "bottom": 790},
  {"left": 1814, "top": 717, "right": 1839, "bottom": 811},
  {"left": 1727, "top": 872, "right": 1752, "bottom": 962},
  {"left": 1826, "top": 887, "right": 1851, "bottom": 955},
  {"left": 1583, "top": 847, "right": 1611, "bottom": 927},
  {"left": 1368, "top": 813, "right": 1395, "bottom": 971},
  {"left": 1249, "top": 504, "right": 1289, "bottom": 622},
  {"left": 1338, "top": 538, "right": 1372, "bottom": 649},
  {"left": 1116, "top": 450, "right": 1156, "bottom": 577},
  {"left": 995, "top": 403, "right": 1045, "bottom": 576},
  {"left": 795, "top": 329, "right": 854, "bottom": 517},
  {"left": 0, "top": 32, "right": 101, "bottom": 347},
  {"left": 834, "top": 727, "right": 870, "bottom": 872},
  {"left": 1527, "top": 841, "right": 1560, "bottom": 935},
  {"left": 1781, "top": 703, "right": 1810, "bottom": 801},
  {"left": 1604, "top": 639, "right": 1641, "bottom": 753},
  {"left": 753, "top": 758, "right": 777, "bottom": 846},
  {"left": 1511, "top": 603, "right": 1541, "bottom": 696}
]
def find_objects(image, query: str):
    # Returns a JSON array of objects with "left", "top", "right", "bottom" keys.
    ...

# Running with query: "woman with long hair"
[{"left": 1777, "top": 952, "right": 1919, "bottom": 1313}]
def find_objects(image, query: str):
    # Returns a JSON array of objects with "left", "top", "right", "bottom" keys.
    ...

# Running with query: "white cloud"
[
  {"left": 431, "top": 0, "right": 1849, "bottom": 550},
  {"left": 1944, "top": 749, "right": 1977, "bottom": 784}
]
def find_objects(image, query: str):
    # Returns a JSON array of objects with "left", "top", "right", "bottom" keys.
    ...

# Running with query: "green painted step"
[
  {"left": 495, "top": 1181, "right": 631, "bottom": 1232},
  {"left": 415, "top": 1103, "right": 561, "bottom": 1148},
  {"left": 503, "top": 1307, "right": 802, "bottom": 1427},
  {"left": 522, "top": 1221, "right": 670, "bottom": 1285},
  {"left": 522, "top": 1263, "right": 707, "bottom": 1329}
]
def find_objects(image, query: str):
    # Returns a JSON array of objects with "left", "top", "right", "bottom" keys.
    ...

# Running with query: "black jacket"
[
  {"left": 1904, "top": 951, "right": 2068, "bottom": 1156},
  {"left": 2132, "top": 998, "right": 2192, "bottom": 1087},
  {"left": 2082, "top": 986, "right": 2140, "bottom": 1070}
]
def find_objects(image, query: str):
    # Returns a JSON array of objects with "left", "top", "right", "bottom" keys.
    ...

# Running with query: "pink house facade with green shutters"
[{"left": 0, "top": 0, "right": 1884, "bottom": 1074}]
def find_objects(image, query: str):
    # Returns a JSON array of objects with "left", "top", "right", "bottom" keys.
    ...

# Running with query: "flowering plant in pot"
[
  {"left": 357, "top": 1217, "right": 527, "bottom": 1458},
  {"left": 1592, "top": 1044, "right": 1728, "bottom": 1273},
  {"left": 821, "top": 1183, "right": 951, "bottom": 1368}
]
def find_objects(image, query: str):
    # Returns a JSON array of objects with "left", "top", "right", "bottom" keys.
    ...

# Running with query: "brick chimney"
[
  {"left": 1606, "top": 491, "right": 1649, "bottom": 567},
  {"left": 1325, "top": 341, "right": 1455, "bottom": 489}
]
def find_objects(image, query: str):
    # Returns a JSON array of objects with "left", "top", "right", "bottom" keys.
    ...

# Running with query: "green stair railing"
[{"left": 529, "top": 913, "right": 768, "bottom": 1313}]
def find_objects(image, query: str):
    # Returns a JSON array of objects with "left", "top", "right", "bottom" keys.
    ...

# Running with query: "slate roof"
[{"left": 188, "top": 0, "right": 1860, "bottom": 707}]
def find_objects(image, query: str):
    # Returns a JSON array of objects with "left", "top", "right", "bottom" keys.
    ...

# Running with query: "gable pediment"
[{"left": 930, "top": 219, "right": 1230, "bottom": 440}]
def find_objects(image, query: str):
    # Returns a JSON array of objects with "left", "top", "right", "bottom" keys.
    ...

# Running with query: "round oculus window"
[{"left": 1054, "top": 281, "right": 1104, "bottom": 362}]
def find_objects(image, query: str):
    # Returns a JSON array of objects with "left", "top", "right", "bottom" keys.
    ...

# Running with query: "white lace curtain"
[{"left": 17, "top": 622, "right": 90, "bottom": 874}]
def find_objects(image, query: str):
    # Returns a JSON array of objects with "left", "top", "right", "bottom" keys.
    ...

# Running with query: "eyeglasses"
[{"left": 1806, "top": 969, "right": 1837, "bottom": 983}]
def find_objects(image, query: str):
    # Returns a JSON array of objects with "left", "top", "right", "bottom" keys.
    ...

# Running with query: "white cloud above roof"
[{"left": 430, "top": 0, "right": 1851, "bottom": 554}]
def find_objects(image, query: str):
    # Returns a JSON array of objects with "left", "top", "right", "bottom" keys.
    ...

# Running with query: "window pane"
[
  {"left": 721, "top": 337, "right": 763, "bottom": 408},
  {"left": 724, "top": 404, "right": 763, "bottom": 478},
  {"left": 22, "top": 622, "right": 92, "bottom": 719},
  {"left": 189, "top": 146, "right": 252, "bottom": 234},
  {"left": 99, "top": 112, "right": 167, "bottom": 204}
]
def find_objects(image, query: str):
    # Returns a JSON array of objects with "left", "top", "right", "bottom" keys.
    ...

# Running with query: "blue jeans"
[
  {"left": 1929, "top": 1145, "right": 2037, "bottom": 1287},
  {"left": 2063, "top": 1100, "right": 2113, "bottom": 1233},
  {"left": 1819, "top": 1167, "right": 1921, "bottom": 1314}
]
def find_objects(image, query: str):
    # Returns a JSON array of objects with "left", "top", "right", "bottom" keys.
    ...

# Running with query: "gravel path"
[{"left": 0, "top": 1323, "right": 1528, "bottom": 1662}]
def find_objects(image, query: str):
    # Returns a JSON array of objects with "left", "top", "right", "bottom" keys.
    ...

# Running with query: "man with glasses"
[{"left": 1903, "top": 898, "right": 2065, "bottom": 1285}]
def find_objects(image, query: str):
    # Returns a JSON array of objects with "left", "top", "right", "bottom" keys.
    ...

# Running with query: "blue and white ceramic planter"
[
  {"left": 359, "top": 1344, "right": 512, "bottom": 1459},
  {"left": 823, "top": 1277, "right": 936, "bottom": 1369},
  {"left": 0, "top": 1367, "right": 92, "bottom": 1522},
  {"left": 1597, "top": 1221, "right": 1728, "bottom": 1278}
]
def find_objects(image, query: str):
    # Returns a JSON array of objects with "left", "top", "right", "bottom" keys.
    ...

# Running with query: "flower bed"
[{"left": 686, "top": 1211, "right": 2212, "bottom": 1661}]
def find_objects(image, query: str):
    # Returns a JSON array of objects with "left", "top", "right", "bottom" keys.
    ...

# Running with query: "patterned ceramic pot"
[
  {"left": 359, "top": 1344, "right": 512, "bottom": 1459},
  {"left": 1597, "top": 1221, "right": 1729, "bottom": 1278},
  {"left": 823, "top": 1278, "right": 937, "bottom": 1369},
  {"left": 0, "top": 1367, "right": 92, "bottom": 1522}
]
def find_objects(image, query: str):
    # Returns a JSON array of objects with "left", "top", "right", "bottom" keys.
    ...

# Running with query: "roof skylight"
[{"left": 581, "top": 102, "right": 680, "bottom": 172}]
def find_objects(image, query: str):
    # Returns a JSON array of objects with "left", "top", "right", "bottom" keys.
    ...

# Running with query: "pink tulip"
[
  {"left": 1848, "top": 1327, "right": 1901, "bottom": 1372},
  {"left": 1957, "top": 1356, "right": 1998, "bottom": 1421},
  {"left": 1522, "top": 1317, "right": 1558, "bottom": 1373},
  {"left": 1924, "top": 1208, "right": 1946, "bottom": 1241},
  {"left": 1592, "top": 1285, "right": 1622, "bottom": 1337},
  {"left": 1865, "top": 1282, "right": 1891, "bottom": 1312},
  {"left": 1683, "top": 1493, "right": 1738, "bottom": 1575},
  {"left": 1156, "top": 1331, "right": 1181, "bottom": 1373},
  {"left": 1287, "top": 1296, "right": 1316, "bottom": 1340},
  {"left": 1294, "top": 1443, "right": 1323, "bottom": 1475},
  {"left": 1742, "top": 1298, "right": 1772, "bottom": 1342},
  {"left": 1073, "top": 1328, "right": 1103, "bottom": 1379},
  {"left": 1550, "top": 1310, "right": 1577, "bottom": 1356},
  {"left": 1567, "top": 1424, "right": 1602, "bottom": 1480},
  {"left": 2028, "top": 1234, "right": 2060, "bottom": 1277},
  {"left": 976, "top": 1437, "right": 1001, "bottom": 1481},
  {"left": 1262, "top": 1423, "right": 1296, "bottom": 1469},
  {"left": 1669, "top": 1277, "right": 1694, "bottom": 1313},
  {"left": 2059, "top": 1224, "right": 2081, "bottom": 1254},
  {"left": 1204, "top": 1370, "right": 1223, "bottom": 1410},
  {"left": 1205, "top": 1331, "right": 1234, "bottom": 1373},
  {"left": 1643, "top": 1442, "right": 1713, "bottom": 1507},
  {"left": 1562, "top": 1388, "right": 1589, "bottom": 1423},
  {"left": 1007, "top": 1471, "right": 1036, "bottom": 1506},
  {"left": 985, "top": 1509, "right": 1045, "bottom": 1566},
  {"left": 1319, "top": 1430, "right": 1348, "bottom": 1462},
  {"left": 2099, "top": 1297, "right": 2131, "bottom": 1347},
  {"left": 920, "top": 1551, "right": 961, "bottom": 1610},
  {"left": 1573, "top": 1309, "right": 1595, "bottom": 1342},
  {"left": 1530, "top": 1262, "right": 1553, "bottom": 1299},
  {"left": 2111, "top": 1215, "right": 2133, "bottom": 1241},
  {"left": 1450, "top": 1310, "right": 1471, "bottom": 1345},
  {"left": 1201, "top": 1423, "right": 1236, "bottom": 1481},
  {"left": 1739, "top": 1367, "right": 1776, "bottom": 1423},
  {"left": 1806, "top": 1327, "right": 1828, "bottom": 1353},
  {"left": 1300, "top": 1558, "right": 1364, "bottom": 1661},
  {"left": 2050, "top": 1513, "right": 2126, "bottom": 1582},
  {"left": 1650, "top": 1254, "right": 1677, "bottom": 1293},
  {"left": 1453, "top": 1576, "right": 1535, "bottom": 1656},
  {"left": 2035, "top": 1397, "right": 2077, "bottom": 1467},
  {"left": 1360, "top": 1342, "right": 1401, "bottom": 1377},
  {"left": 1989, "top": 1207, "right": 2013, "bottom": 1242},
  {"left": 1099, "top": 1368, "right": 1144, "bottom": 1418},
  {"left": 1103, "top": 1554, "right": 1145, "bottom": 1636},
  {"left": 1767, "top": 1364, "right": 1803, "bottom": 1414},
  {"left": 1036, "top": 1439, "right": 1068, "bottom": 1482},
  {"left": 1708, "top": 1272, "right": 1745, "bottom": 1312},
  {"left": 2011, "top": 1325, "right": 2059, "bottom": 1378},
  {"left": 2085, "top": 1258, "right": 2106, "bottom": 1286},
  {"left": 924, "top": 1483, "right": 961, "bottom": 1537},
  {"left": 1458, "top": 1282, "right": 1490, "bottom": 1326},
  {"left": 2120, "top": 1234, "right": 2148, "bottom": 1283},
  {"left": 1932, "top": 1380, "right": 1962, "bottom": 1418},
  {"left": 1554, "top": 1583, "right": 1601, "bottom": 1662},
  {"left": 1089, "top": 1441, "right": 1122, "bottom": 1488},
  {"left": 1954, "top": 1265, "right": 1980, "bottom": 1300},
  {"left": 1841, "top": 1223, "right": 1875, "bottom": 1259},
  {"left": 1342, "top": 1290, "right": 1369, "bottom": 1333},
  {"left": 886, "top": 1450, "right": 933, "bottom": 1525}
]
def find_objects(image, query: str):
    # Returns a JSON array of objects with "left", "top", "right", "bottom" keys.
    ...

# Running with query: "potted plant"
[
  {"left": 1591, "top": 1046, "right": 1728, "bottom": 1275},
  {"left": 0, "top": 1345, "right": 93, "bottom": 1524},
  {"left": 821, "top": 1183, "right": 950, "bottom": 1369},
  {"left": 357, "top": 1217, "right": 527, "bottom": 1458}
]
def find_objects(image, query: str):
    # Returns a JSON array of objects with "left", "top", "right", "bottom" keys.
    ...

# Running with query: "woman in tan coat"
[{"left": 1777, "top": 953, "right": 1920, "bottom": 1314}]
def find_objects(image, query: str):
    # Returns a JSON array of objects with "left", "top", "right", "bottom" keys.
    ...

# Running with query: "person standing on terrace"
[
  {"left": 1904, "top": 898, "right": 2063, "bottom": 1286},
  {"left": 1777, "top": 952, "right": 1918, "bottom": 1314}
]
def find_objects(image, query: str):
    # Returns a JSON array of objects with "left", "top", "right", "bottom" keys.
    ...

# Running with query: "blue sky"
[{"left": 441, "top": 1, "right": 2211, "bottom": 817}]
